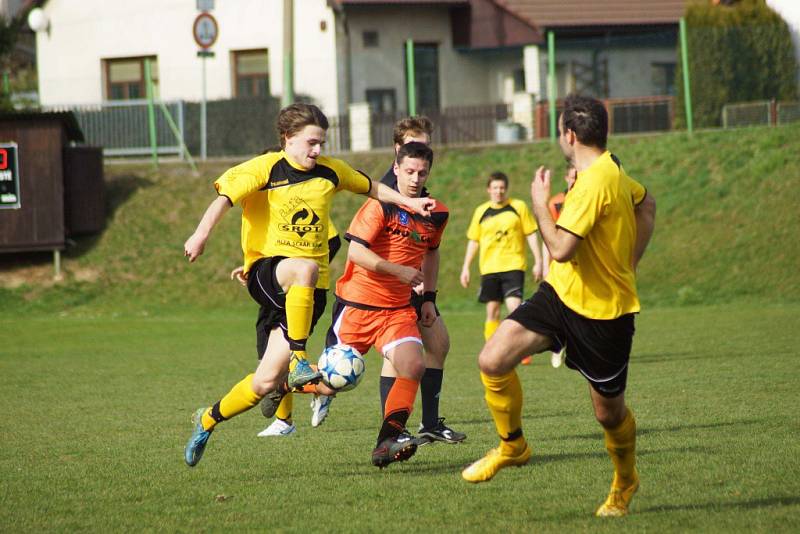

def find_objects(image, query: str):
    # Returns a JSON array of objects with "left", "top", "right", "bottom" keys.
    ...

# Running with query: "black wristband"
[{"left": 422, "top": 291, "right": 437, "bottom": 303}]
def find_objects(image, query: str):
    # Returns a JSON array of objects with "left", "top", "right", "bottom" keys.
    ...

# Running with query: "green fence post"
[
  {"left": 406, "top": 39, "right": 416, "bottom": 116},
  {"left": 282, "top": 0, "right": 294, "bottom": 106},
  {"left": 2, "top": 72, "right": 9, "bottom": 96},
  {"left": 679, "top": 17, "right": 694, "bottom": 134},
  {"left": 144, "top": 58, "right": 158, "bottom": 168},
  {"left": 548, "top": 31, "right": 556, "bottom": 143}
]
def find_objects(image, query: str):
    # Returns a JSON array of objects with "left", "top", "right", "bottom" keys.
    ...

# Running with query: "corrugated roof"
[{"left": 496, "top": 0, "right": 686, "bottom": 28}]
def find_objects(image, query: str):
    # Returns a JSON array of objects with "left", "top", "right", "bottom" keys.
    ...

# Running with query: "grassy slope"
[{"left": 1, "top": 123, "right": 799, "bottom": 314}]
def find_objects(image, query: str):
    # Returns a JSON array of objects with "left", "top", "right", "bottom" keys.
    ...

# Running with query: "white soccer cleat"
[
  {"left": 311, "top": 395, "right": 332, "bottom": 427},
  {"left": 551, "top": 345, "right": 566, "bottom": 368},
  {"left": 257, "top": 418, "right": 296, "bottom": 437}
]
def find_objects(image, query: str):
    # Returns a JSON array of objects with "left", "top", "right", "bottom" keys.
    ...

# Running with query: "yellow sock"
[
  {"left": 286, "top": 285, "right": 314, "bottom": 361},
  {"left": 604, "top": 408, "right": 637, "bottom": 484},
  {"left": 481, "top": 371, "right": 525, "bottom": 455},
  {"left": 275, "top": 392, "right": 293, "bottom": 422},
  {"left": 484, "top": 320, "right": 500, "bottom": 341},
  {"left": 201, "top": 374, "right": 262, "bottom": 430}
]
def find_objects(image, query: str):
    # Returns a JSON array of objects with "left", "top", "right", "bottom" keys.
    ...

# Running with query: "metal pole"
[
  {"left": 53, "top": 249, "right": 61, "bottom": 279},
  {"left": 679, "top": 17, "right": 694, "bottom": 134},
  {"left": 282, "top": 0, "right": 294, "bottom": 106},
  {"left": 405, "top": 39, "right": 416, "bottom": 116},
  {"left": 547, "top": 31, "right": 557, "bottom": 143},
  {"left": 159, "top": 100, "right": 198, "bottom": 174},
  {"left": 144, "top": 58, "right": 158, "bottom": 168},
  {"left": 201, "top": 57, "right": 207, "bottom": 160}
]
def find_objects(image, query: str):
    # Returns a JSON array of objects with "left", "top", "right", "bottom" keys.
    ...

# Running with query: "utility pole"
[{"left": 282, "top": 0, "right": 294, "bottom": 106}]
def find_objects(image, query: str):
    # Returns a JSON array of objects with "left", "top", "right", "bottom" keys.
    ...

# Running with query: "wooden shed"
[{"left": 0, "top": 112, "right": 105, "bottom": 273}]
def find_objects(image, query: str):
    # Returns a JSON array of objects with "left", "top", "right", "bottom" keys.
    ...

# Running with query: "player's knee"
[
  {"left": 477, "top": 343, "right": 508, "bottom": 375},
  {"left": 290, "top": 260, "right": 319, "bottom": 286},
  {"left": 593, "top": 402, "right": 625, "bottom": 428}
]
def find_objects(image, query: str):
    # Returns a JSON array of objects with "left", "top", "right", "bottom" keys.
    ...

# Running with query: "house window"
[
  {"left": 513, "top": 68, "right": 525, "bottom": 92},
  {"left": 105, "top": 56, "right": 158, "bottom": 100},
  {"left": 652, "top": 62, "right": 676, "bottom": 96},
  {"left": 233, "top": 49, "right": 270, "bottom": 98},
  {"left": 363, "top": 31, "right": 379, "bottom": 48},
  {"left": 405, "top": 43, "right": 439, "bottom": 112},
  {"left": 366, "top": 89, "right": 396, "bottom": 114}
]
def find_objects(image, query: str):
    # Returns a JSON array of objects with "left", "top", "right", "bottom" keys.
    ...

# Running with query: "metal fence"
[
  {"left": 535, "top": 96, "right": 674, "bottom": 138},
  {"left": 721, "top": 100, "right": 800, "bottom": 128},
  {"left": 46, "top": 100, "right": 185, "bottom": 157}
]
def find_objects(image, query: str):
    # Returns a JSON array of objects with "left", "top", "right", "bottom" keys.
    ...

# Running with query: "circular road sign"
[{"left": 193, "top": 12, "right": 218, "bottom": 49}]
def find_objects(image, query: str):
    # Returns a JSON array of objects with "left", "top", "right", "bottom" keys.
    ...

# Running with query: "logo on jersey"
[
  {"left": 278, "top": 196, "right": 323, "bottom": 238},
  {"left": 398, "top": 210, "right": 409, "bottom": 226},
  {"left": 384, "top": 225, "right": 430, "bottom": 244},
  {"left": 494, "top": 230, "right": 508, "bottom": 242}
]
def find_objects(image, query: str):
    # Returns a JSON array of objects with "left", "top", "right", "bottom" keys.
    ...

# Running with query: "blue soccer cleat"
[
  {"left": 287, "top": 353, "right": 322, "bottom": 389},
  {"left": 185, "top": 407, "right": 213, "bottom": 467}
]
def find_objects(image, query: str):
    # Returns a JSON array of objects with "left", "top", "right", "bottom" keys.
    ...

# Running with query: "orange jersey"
[
  {"left": 336, "top": 198, "right": 449, "bottom": 308},
  {"left": 548, "top": 191, "right": 566, "bottom": 221}
]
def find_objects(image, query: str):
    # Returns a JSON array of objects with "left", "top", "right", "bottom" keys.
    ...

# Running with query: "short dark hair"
[
  {"left": 487, "top": 171, "right": 508, "bottom": 188},
  {"left": 393, "top": 116, "right": 434, "bottom": 145},
  {"left": 276, "top": 103, "right": 329, "bottom": 148},
  {"left": 396, "top": 141, "right": 433, "bottom": 168},
  {"left": 561, "top": 94, "right": 608, "bottom": 149}
]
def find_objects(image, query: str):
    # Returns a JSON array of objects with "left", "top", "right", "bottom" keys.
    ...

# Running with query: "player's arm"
[
  {"left": 347, "top": 240, "right": 424, "bottom": 286},
  {"left": 183, "top": 195, "right": 231, "bottom": 262},
  {"left": 526, "top": 232, "right": 544, "bottom": 282},
  {"left": 632, "top": 192, "right": 656, "bottom": 271},
  {"left": 460, "top": 240, "right": 479, "bottom": 288},
  {"left": 419, "top": 248, "right": 440, "bottom": 326},
  {"left": 531, "top": 166, "right": 580, "bottom": 262},
  {"left": 367, "top": 181, "right": 435, "bottom": 217}
]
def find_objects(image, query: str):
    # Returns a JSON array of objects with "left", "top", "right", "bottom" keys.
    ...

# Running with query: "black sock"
[
  {"left": 376, "top": 409, "right": 410, "bottom": 446},
  {"left": 379, "top": 375, "right": 396, "bottom": 417},
  {"left": 420, "top": 368, "right": 443, "bottom": 429}
]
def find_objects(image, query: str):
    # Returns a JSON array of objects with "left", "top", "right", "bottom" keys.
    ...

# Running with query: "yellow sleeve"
[
  {"left": 324, "top": 157, "right": 372, "bottom": 194},
  {"left": 628, "top": 175, "right": 647, "bottom": 206},
  {"left": 556, "top": 178, "right": 606, "bottom": 239},
  {"left": 327, "top": 218, "right": 339, "bottom": 239},
  {"left": 214, "top": 155, "right": 273, "bottom": 205},
  {"left": 466, "top": 205, "right": 483, "bottom": 241},
  {"left": 516, "top": 199, "right": 538, "bottom": 235}
]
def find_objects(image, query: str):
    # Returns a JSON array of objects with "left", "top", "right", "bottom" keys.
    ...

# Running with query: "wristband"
[{"left": 422, "top": 291, "right": 437, "bottom": 303}]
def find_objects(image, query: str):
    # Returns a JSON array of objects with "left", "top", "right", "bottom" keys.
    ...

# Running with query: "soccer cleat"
[
  {"left": 551, "top": 345, "right": 566, "bottom": 368},
  {"left": 596, "top": 470, "right": 640, "bottom": 517},
  {"left": 260, "top": 388, "right": 287, "bottom": 419},
  {"left": 521, "top": 356, "right": 532, "bottom": 365},
  {"left": 287, "top": 353, "right": 322, "bottom": 389},
  {"left": 371, "top": 433, "right": 418, "bottom": 468},
  {"left": 417, "top": 418, "right": 467, "bottom": 445},
  {"left": 461, "top": 443, "right": 532, "bottom": 483},
  {"left": 310, "top": 395, "right": 332, "bottom": 428},
  {"left": 257, "top": 418, "right": 297, "bottom": 437},
  {"left": 184, "top": 408, "right": 213, "bottom": 467}
]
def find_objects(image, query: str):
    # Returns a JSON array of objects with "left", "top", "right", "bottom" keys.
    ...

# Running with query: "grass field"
[{"left": 2, "top": 303, "right": 799, "bottom": 532}]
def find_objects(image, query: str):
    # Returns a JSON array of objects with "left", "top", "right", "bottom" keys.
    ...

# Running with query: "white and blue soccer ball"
[{"left": 317, "top": 344, "right": 365, "bottom": 392}]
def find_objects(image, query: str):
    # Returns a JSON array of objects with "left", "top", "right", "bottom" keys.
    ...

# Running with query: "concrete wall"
[{"left": 35, "top": 0, "right": 342, "bottom": 114}]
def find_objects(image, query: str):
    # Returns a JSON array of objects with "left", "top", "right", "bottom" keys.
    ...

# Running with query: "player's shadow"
[
  {"left": 457, "top": 410, "right": 580, "bottom": 427},
  {"left": 638, "top": 495, "right": 800, "bottom": 514},
  {"left": 546, "top": 419, "right": 760, "bottom": 442}
]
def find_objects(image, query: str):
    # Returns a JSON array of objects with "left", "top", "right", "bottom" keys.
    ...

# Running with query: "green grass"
[
  {"left": 1, "top": 123, "right": 799, "bottom": 313},
  {"left": 2, "top": 303, "right": 799, "bottom": 532}
]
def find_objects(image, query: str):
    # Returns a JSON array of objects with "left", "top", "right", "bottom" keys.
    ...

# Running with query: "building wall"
[
  {"left": 767, "top": 0, "right": 800, "bottom": 82},
  {"left": 344, "top": 5, "right": 521, "bottom": 110},
  {"left": 34, "top": 0, "right": 342, "bottom": 113}
]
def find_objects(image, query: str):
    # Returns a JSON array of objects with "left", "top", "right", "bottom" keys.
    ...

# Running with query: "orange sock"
[{"left": 377, "top": 377, "right": 419, "bottom": 444}]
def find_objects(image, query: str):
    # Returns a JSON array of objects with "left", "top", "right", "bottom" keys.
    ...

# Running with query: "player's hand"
[
  {"left": 531, "top": 166, "right": 552, "bottom": 208},
  {"left": 460, "top": 268, "right": 470, "bottom": 288},
  {"left": 420, "top": 301, "right": 437, "bottom": 327},
  {"left": 183, "top": 232, "right": 208, "bottom": 262},
  {"left": 412, "top": 282, "right": 424, "bottom": 295},
  {"left": 395, "top": 265, "right": 425, "bottom": 286},
  {"left": 405, "top": 196, "right": 436, "bottom": 217},
  {"left": 230, "top": 266, "right": 247, "bottom": 286},
  {"left": 532, "top": 261, "right": 543, "bottom": 282}
]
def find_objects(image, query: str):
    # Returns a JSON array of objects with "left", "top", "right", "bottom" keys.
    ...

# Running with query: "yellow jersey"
[
  {"left": 546, "top": 151, "right": 646, "bottom": 319},
  {"left": 215, "top": 151, "right": 371, "bottom": 288},
  {"left": 466, "top": 198, "right": 538, "bottom": 275}
]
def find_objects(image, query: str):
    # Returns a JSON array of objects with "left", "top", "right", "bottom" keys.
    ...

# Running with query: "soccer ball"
[{"left": 317, "top": 344, "right": 365, "bottom": 392}]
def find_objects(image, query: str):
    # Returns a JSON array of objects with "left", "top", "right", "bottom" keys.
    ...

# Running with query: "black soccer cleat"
[
  {"left": 417, "top": 418, "right": 467, "bottom": 445},
  {"left": 371, "top": 433, "right": 418, "bottom": 468}
]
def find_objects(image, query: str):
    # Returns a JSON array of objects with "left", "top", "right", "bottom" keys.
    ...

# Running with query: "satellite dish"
[{"left": 28, "top": 7, "right": 50, "bottom": 33}]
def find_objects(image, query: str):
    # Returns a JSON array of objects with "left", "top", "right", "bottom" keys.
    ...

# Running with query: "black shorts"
[
  {"left": 479, "top": 270, "right": 524, "bottom": 303},
  {"left": 249, "top": 257, "right": 327, "bottom": 359},
  {"left": 410, "top": 292, "right": 441, "bottom": 322},
  {"left": 507, "top": 282, "right": 635, "bottom": 398}
]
